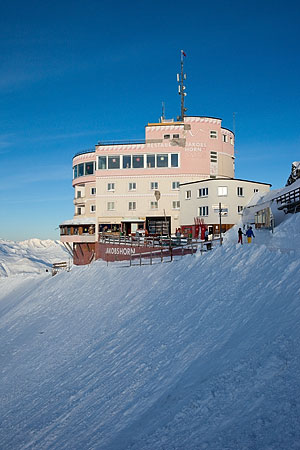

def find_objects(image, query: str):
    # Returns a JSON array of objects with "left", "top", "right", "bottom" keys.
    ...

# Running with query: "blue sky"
[{"left": 1, "top": 0, "right": 299, "bottom": 240}]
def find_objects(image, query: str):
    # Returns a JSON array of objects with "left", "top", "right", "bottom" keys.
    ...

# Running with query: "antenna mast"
[
  {"left": 177, "top": 50, "right": 187, "bottom": 121},
  {"left": 161, "top": 101, "right": 165, "bottom": 122}
]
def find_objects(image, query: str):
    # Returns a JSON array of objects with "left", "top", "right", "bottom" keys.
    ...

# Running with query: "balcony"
[{"left": 74, "top": 197, "right": 85, "bottom": 205}]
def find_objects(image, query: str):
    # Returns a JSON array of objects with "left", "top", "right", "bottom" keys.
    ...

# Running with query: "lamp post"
[{"left": 219, "top": 202, "right": 223, "bottom": 246}]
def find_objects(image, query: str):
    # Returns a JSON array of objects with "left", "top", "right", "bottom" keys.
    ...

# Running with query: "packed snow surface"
[
  {"left": 0, "top": 238, "right": 70, "bottom": 277},
  {"left": 0, "top": 215, "right": 300, "bottom": 449}
]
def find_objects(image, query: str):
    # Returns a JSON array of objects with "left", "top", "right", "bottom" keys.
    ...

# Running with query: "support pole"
[{"left": 219, "top": 202, "right": 223, "bottom": 246}]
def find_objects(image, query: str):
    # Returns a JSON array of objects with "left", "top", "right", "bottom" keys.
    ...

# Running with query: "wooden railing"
[{"left": 276, "top": 187, "right": 300, "bottom": 211}]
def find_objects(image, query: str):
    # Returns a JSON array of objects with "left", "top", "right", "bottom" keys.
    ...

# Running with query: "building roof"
[
  {"left": 60, "top": 218, "right": 96, "bottom": 226},
  {"left": 180, "top": 177, "right": 272, "bottom": 187}
]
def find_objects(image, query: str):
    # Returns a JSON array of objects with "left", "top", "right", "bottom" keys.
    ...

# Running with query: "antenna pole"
[
  {"left": 162, "top": 101, "right": 165, "bottom": 121},
  {"left": 177, "top": 50, "right": 187, "bottom": 121}
]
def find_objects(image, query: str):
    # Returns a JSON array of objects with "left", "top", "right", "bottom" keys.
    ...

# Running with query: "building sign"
[
  {"left": 212, "top": 205, "right": 228, "bottom": 216},
  {"left": 105, "top": 247, "right": 136, "bottom": 255}
]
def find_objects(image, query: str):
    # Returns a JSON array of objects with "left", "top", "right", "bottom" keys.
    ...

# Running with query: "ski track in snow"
[{"left": 0, "top": 216, "right": 300, "bottom": 449}]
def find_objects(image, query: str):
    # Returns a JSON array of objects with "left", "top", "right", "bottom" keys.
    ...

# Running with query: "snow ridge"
[{"left": 0, "top": 238, "right": 69, "bottom": 277}]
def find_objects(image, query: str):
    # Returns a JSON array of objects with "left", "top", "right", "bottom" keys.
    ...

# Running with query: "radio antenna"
[{"left": 177, "top": 50, "right": 187, "bottom": 121}]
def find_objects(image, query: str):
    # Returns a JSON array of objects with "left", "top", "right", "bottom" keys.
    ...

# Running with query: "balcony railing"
[
  {"left": 73, "top": 148, "right": 95, "bottom": 158},
  {"left": 96, "top": 139, "right": 145, "bottom": 146}
]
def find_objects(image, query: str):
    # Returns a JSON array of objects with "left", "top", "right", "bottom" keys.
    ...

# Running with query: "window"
[
  {"left": 107, "top": 183, "right": 115, "bottom": 191},
  {"left": 164, "top": 134, "right": 170, "bottom": 139},
  {"left": 78, "top": 163, "right": 84, "bottom": 177},
  {"left": 73, "top": 165, "right": 78, "bottom": 178},
  {"left": 210, "top": 130, "right": 218, "bottom": 139},
  {"left": 254, "top": 188, "right": 259, "bottom": 193},
  {"left": 230, "top": 136, "right": 233, "bottom": 145},
  {"left": 98, "top": 156, "right": 107, "bottom": 170},
  {"left": 185, "top": 190, "right": 192, "bottom": 199},
  {"left": 107, "top": 202, "right": 115, "bottom": 211},
  {"left": 123, "top": 155, "right": 131, "bottom": 169},
  {"left": 237, "top": 187, "right": 244, "bottom": 197},
  {"left": 171, "top": 153, "right": 179, "bottom": 167},
  {"left": 76, "top": 207, "right": 82, "bottom": 215},
  {"left": 210, "top": 151, "right": 218, "bottom": 163},
  {"left": 90, "top": 205, "right": 96, "bottom": 212},
  {"left": 218, "top": 186, "right": 228, "bottom": 196},
  {"left": 133, "top": 155, "right": 144, "bottom": 168},
  {"left": 91, "top": 187, "right": 96, "bottom": 195},
  {"left": 172, "top": 181, "right": 180, "bottom": 190},
  {"left": 150, "top": 201, "right": 158, "bottom": 209},
  {"left": 198, "top": 187, "right": 208, "bottom": 197},
  {"left": 223, "top": 134, "right": 228, "bottom": 143},
  {"left": 108, "top": 156, "right": 120, "bottom": 169},
  {"left": 77, "top": 191, "right": 82, "bottom": 198},
  {"left": 147, "top": 154, "right": 155, "bottom": 168},
  {"left": 85, "top": 162, "right": 94, "bottom": 175},
  {"left": 150, "top": 181, "right": 158, "bottom": 190},
  {"left": 129, "top": 202, "right": 136, "bottom": 210},
  {"left": 157, "top": 154, "right": 168, "bottom": 167},
  {"left": 172, "top": 201, "right": 180, "bottom": 209},
  {"left": 173, "top": 134, "right": 180, "bottom": 139},
  {"left": 198, "top": 206, "right": 209, "bottom": 216},
  {"left": 238, "top": 206, "right": 244, "bottom": 214},
  {"left": 129, "top": 182, "right": 136, "bottom": 191}
]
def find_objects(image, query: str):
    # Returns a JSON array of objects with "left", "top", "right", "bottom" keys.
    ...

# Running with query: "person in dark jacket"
[
  {"left": 238, "top": 228, "right": 244, "bottom": 244},
  {"left": 246, "top": 226, "right": 255, "bottom": 243}
]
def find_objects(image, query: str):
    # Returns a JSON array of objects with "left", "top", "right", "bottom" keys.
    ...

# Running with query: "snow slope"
[
  {"left": 0, "top": 215, "right": 300, "bottom": 449},
  {"left": 0, "top": 238, "right": 70, "bottom": 277}
]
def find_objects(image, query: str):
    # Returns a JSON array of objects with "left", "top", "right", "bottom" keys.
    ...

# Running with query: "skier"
[
  {"left": 238, "top": 228, "right": 244, "bottom": 244},
  {"left": 245, "top": 226, "right": 255, "bottom": 243}
]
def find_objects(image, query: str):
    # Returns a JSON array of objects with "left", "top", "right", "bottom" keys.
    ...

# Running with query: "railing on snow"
[
  {"left": 276, "top": 186, "right": 300, "bottom": 212},
  {"left": 100, "top": 233, "right": 216, "bottom": 267}
]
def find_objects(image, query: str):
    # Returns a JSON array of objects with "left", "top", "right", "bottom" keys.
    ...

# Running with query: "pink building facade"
[{"left": 60, "top": 116, "right": 235, "bottom": 263}]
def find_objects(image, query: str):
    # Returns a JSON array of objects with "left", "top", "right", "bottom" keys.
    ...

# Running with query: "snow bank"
[
  {"left": 0, "top": 238, "right": 70, "bottom": 277},
  {"left": 0, "top": 215, "right": 299, "bottom": 449}
]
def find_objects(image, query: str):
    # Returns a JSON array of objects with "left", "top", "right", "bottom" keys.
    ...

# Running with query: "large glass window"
[
  {"left": 85, "top": 162, "right": 94, "bottom": 175},
  {"left": 98, "top": 156, "right": 107, "bottom": 170},
  {"left": 123, "top": 155, "right": 131, "bottom": 169},
  {"left": 78, "top": 163, "right": 84, "bottom": 177},
  {"left": 157, "top": 154, "right": 168, "bottom": 167},
  {"left": 147, "top": 154, "right": 155, "bottom": 168},
  {"left": 74, "top": 165, "right": 78, "bottom": 178},
  {"left": 171, "top": 154, "right": 179, "bottom": 167},
  {"left": 133, "top": 155, "right": 144, "bottom": 168},
  {"left": 108, "top": 156, "right": 120, "bottom": 169}
]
